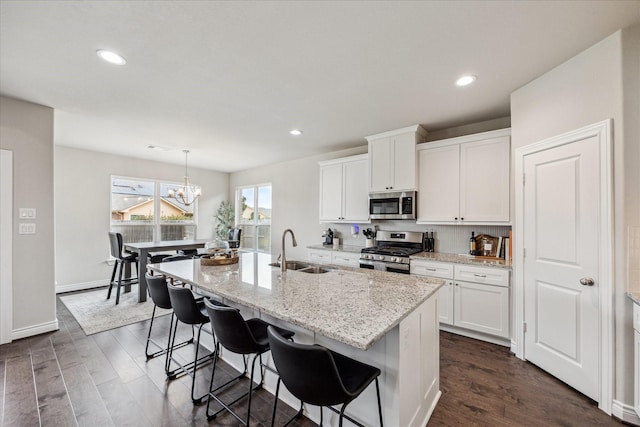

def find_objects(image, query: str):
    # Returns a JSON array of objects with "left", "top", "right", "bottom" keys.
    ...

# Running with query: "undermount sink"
[
  {"left": 298, "top": 266, "right": 333, "bottom": 274},
  {"left": 269, "top": 261, "right": 311, "bottom": 271},
  {"left": 269, "top": 261, "right": 333, "bottom": 274}
]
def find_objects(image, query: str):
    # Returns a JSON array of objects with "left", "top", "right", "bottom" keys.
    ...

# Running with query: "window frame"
[
  {"left": 236, "top": 183, "right": 272, "bottom": 253},
  {"left": 110, "top": 175, "right": 199, "bottom": 243}
]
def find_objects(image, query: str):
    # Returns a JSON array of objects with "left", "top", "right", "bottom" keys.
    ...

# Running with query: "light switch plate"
[
  {"left": 19, "top": 223, "right": 36, "bottom": 234},
  {"left": 19, "top": 208, "right": 36, "bottom": 219}
]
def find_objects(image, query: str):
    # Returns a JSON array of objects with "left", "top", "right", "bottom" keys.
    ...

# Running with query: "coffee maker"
[{"left": 322, "top": 228, "right": 334, "bottom": 246}]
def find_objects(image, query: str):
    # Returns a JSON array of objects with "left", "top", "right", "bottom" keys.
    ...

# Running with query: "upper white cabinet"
[
  {"left": 366, "top": 125, "right": 427, "bottom": 193},
  {"left": 417, "top": 128, "right": 511, "bottom": 224},
  {"left": 319, "top": 154, "right": 369, "bottom": 223}
]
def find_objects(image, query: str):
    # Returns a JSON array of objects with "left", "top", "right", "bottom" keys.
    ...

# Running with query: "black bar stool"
[
  {"left": 203, "top": 299, "right": 295, "bottom": 426},
  {"left": 167, "top": 283, "right": 224, "bottom": 404},
  {"left": 107, "top": 232, "right": 138, "bottom": 305},
  {"left": 144, "top": 274, "right": 194, "bottom": 366},
  {"left": 267, "top": 326, "right": 383, "bottom": 427}
]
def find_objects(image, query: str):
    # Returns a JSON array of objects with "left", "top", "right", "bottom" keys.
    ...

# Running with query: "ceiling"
[{"left": 1, "top": 1, "right": 639, "bottom": 173}]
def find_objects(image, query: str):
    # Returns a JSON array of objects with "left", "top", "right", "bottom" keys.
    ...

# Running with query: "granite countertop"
[
  {"left": 148, "top": 253, "right": 443, "bottom": 350},
  {"left": 307, "top": 244, "right": 363, "bottom": 254},
  {"left": 627, "top": 292, "right": 640, "bottom": 305},
  {"left": 410, "top": 252, "right": 513, "bottom": 269}
]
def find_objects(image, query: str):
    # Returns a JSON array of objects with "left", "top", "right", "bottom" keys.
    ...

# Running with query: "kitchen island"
[{"left": 148, "top": 252, "right": 443, "bottom": 426}]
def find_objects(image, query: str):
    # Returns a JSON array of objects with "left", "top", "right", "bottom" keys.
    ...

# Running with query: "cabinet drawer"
[
  {"left": 454, "top": 264, "right": 509, "bottom": 287},
  {"left": 332, "top": 251, "right": 360, "bottom": 267},
  {"left": 634, "top": 303, "right": 640, "bottom": 332},
  {"left": 410, "top": 260, "right": 454, "bottom": 279},
  {"left": 307, "top": 249, "right": 332, "bottom": 263}
]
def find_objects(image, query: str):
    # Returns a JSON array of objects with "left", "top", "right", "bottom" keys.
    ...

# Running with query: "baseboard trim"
[
  {"left": 439, "top": 325, "right": 511, "bottom": 347},
  {"left": 12, "top": 319, "right": 59, "bottom": 340},
  {"left": 56, "top": 280, "right": 109, "bottom": 294},
  {"left": 612, "top": 400, "right": 640, "bottom": 426}
]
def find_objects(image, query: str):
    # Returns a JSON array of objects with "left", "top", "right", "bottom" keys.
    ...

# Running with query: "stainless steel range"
[{"left": 359, "top": 230, "right": 424, "bottom": 274}]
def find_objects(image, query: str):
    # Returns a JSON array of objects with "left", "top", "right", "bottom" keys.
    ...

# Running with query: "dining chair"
[{"left": 107, "top": 232, "right": 138, "bottom": 304}]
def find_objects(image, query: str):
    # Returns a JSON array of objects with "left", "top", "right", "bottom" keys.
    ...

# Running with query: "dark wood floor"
[{"left": 0, "top": 294, "right": 625, "bottom": 426}]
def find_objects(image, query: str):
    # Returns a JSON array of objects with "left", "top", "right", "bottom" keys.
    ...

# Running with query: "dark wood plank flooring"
[{"left": 0, "top": 294, "right": 626, "bottom": 426}]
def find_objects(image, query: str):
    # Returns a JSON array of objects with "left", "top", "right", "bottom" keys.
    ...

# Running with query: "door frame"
[
  {"left": 0, "top": 149, "right": 13, "bottom": 344},
  {"left": 514, "top": 119, "right": 613, "bottom": 413}
]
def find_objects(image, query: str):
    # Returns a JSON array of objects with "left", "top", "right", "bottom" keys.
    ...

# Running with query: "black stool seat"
[
  {"left": 167, "top": 283, "right": 226, "bottom": 404},
  {"left": 144, "top": 274, "right": 195, "bottom": 364},
  {"left": 204, "top": 299, "right": 295, "bottom": 426},
  {"left": 267, "top": 326, "right": 383, "bottom": 427},
  {"left": 107, "top": 232, "right": 139, "bottom": 305}
]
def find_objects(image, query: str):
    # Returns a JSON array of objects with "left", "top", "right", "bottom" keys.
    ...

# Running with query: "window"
[
  {"left": 236, "top": 184, "right": 271, "bottom": 253},
  {"left": 110, "top": 176, "right": 197, "bottom": 243}
]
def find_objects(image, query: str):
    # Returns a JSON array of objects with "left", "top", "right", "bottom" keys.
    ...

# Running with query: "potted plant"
[{"left": 214, "top": 200, "right": 235, "bottom": 239}]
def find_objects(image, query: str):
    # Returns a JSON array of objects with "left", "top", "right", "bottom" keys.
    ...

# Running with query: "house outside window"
[
  {"left": 110, "top": 177, "right": 197, "bottom": 243},
  {"left": 236, "top": 184, "right": 271, "bottom": 253}
]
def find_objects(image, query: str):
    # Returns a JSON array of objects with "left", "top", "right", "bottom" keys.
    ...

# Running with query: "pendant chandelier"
[{"left": 168, "top": 150, "right": 201, "bottom": 206}]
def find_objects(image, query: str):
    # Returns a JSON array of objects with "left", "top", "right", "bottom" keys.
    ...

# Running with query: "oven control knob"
[
  {"left": 377, "top": 255, "right": 385, "bottom": 261},
  {"left": 391, "top": 257, "right": 398, "bottom": 263}
]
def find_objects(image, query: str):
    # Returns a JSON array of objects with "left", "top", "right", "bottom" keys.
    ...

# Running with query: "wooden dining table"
[{"left": 123, "top": 238, "right": 210, "bottom": 302}]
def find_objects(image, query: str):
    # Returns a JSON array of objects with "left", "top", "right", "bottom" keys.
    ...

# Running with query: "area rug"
[{"left": 59, "top": 286, "right": 171, "bottom": 335}]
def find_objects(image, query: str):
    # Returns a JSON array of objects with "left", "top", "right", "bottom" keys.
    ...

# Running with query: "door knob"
[{"left": 579, "top": 277, "right": 595, "bottom": 286}]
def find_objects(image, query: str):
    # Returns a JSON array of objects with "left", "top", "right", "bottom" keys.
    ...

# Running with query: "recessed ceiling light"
[
  {"left": 290, "top": 129, "right": 303, "bottom": 136},
  {"left": 96, "top": 49, "right": 126, "bottom": 65},
  {"left": 147, "top": 145, "right": 169, "bottom": 151},
  {"left": 456, "top": 75, "right": 476, "bottom": 86}
]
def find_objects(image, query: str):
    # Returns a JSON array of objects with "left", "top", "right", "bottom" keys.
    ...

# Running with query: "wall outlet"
[{"left": 18, "top": 223, "right": 36, "bottom": 234}]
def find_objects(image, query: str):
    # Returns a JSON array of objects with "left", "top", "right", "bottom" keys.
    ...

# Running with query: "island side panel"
[{"left": 399, "top": 294, "right": 441, "bottom": 427}]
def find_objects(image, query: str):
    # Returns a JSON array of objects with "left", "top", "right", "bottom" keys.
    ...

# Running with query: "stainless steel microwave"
[{"left": 369, "top": 191, "right": 416, "bottom": 220}]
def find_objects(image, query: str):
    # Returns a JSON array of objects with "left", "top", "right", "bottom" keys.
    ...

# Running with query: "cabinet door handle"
[
  {"left": 426, "top": 268, "right": 436, "bottom": 271},
  {"left": 454, "top": 217, "right": 458, "bottom": 220},
  {"left": 473, "top": 274, "right": 487, "bottom": 278},
  {"left": 461, "top": 217, "right": 464, "bottom": 221}
]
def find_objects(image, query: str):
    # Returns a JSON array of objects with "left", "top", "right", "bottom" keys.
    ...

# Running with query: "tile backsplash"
[{"left": 325, "top": 221, "right": 511, "bottom": 255}]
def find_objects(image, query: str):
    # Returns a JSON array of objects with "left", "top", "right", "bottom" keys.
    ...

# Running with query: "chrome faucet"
[{"left": 281, "top": 229, "right": 297, "bottom": 272}]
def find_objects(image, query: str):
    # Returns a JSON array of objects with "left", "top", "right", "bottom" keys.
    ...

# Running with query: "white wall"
[
  {"left": 511, "top": 27, "right": 640, "bottom": 416},
  {"left": 229, "top": 146, "right": 367, "bottom": 261},
  {"left": 54, "top": 146, "right": 229, "bottom": 290},
  {"left": 0, "top": 96, "right": 57, "bottom": 337}
]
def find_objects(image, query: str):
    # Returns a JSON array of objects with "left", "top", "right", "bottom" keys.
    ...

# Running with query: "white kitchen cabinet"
[
  {"left": 330, "top": 251, "right": 360, "bottom": 267},
  {"left": 417, "top": 128, "right": 511, "bottom": 224},
  {"left": 410, "top": 260, "right": 454, "bottom": 326},
  {"left": 411, "top": 259, "right": 510, "bottom": 343},
  {"left": 307, "top": 248, "right": 360, "bottom": 267},
  {"left": 454, "top": 280, "right": 510, "bottom": 338},
  {"left": 318, "top": 154, "right": 369, "bottom": 223},
  {"left": 366, "top": 125, "right": 427, "bottom": 193}
]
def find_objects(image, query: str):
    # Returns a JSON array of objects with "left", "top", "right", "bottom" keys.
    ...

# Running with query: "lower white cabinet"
[
  {"left": 308, "top": 249, "right": 332, "bottom": 263},
  {"left": 411, "top": 259, "right": 510, "bottom": 342},
  {"left": 307, "top": 248, "right": 360, "bottom": 268},
  {"left": 454, "top": 280, "right": 510, "bottom": 338},
  {"left": 330, "top": 251, "right": 361, "bottom": 267}
]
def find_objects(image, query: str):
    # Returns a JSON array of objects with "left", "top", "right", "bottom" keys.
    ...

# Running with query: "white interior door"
[
  {"left": 1, "top": 149, "right": 13, "bottom": 344},
  {"left": 522, "top": 131, "right": 601, "bottom": 401}
]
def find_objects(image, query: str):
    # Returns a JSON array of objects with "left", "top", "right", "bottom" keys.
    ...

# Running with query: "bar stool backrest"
[
  {"left": 167, "top": 283, "right": 206, "bottom": 325},
  {"left": 267, "top": 326, "right": 349, "bottom": 406},
  {"left": 145, "top": 274, "right": 172, "bottom": 310},
  {"left": 204, "top": 299, "right": 261, "bottom": 354},
  {"left": 108, "top": 232, "right": 124, "bottom": 260}
]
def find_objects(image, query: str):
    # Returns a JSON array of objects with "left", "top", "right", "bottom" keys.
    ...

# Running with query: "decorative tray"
[{"left": 200, "top": 253, "right": 239, "bottom": 266}]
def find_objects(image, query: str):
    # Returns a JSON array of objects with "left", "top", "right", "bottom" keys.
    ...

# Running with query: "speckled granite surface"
[
  {"left": 148, "top": 253, "right": 443, "bottom": 350},
  {"left": 411, "top": 252, "right": 512, "bottom": 269},
  {"left": 307, "top": 244, "right": 363, "bottom": 254},
  {"left": 627, "top": 292, "right": 640, "bottom": 305}
]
